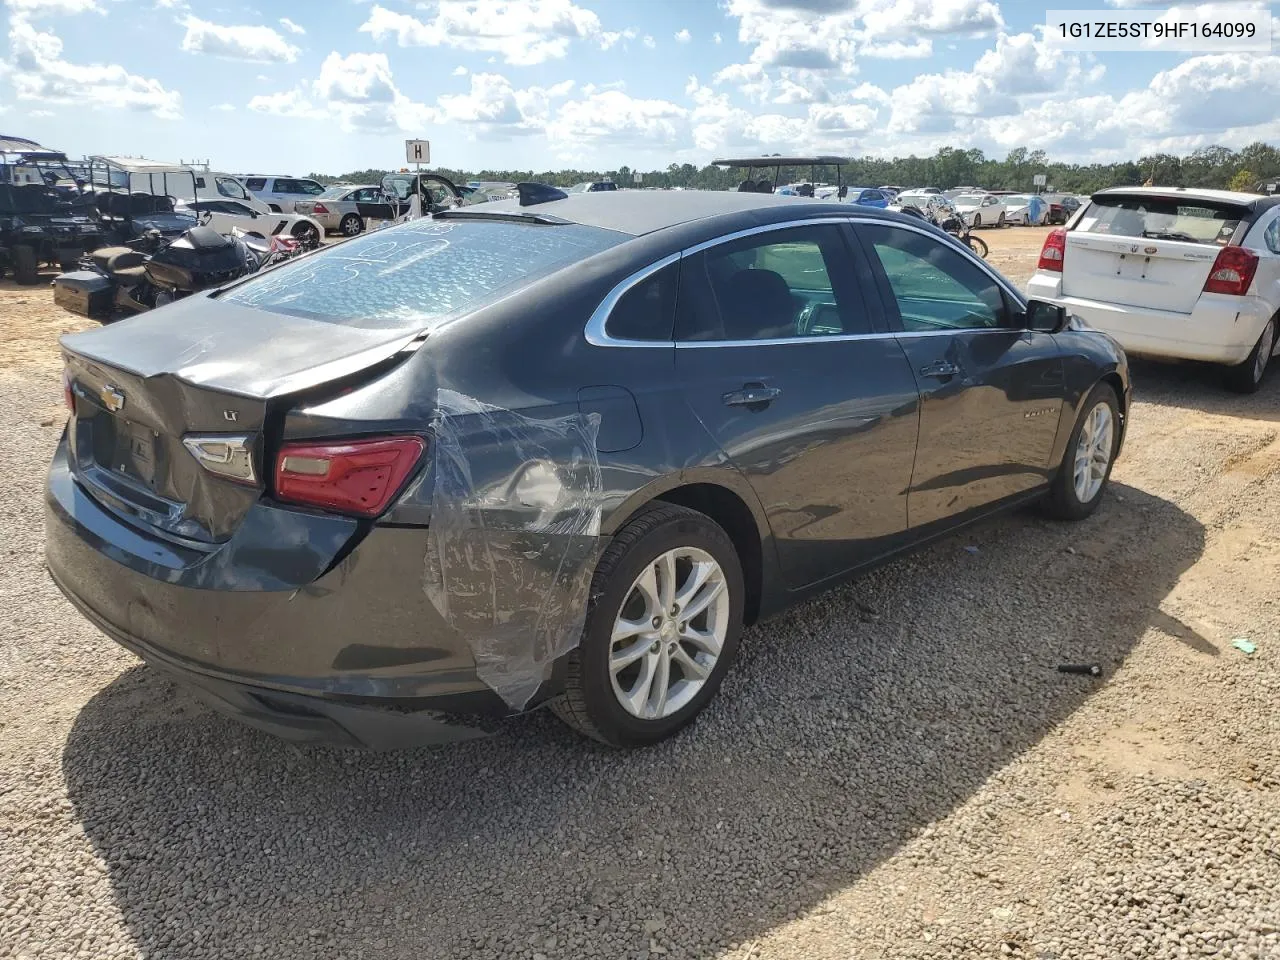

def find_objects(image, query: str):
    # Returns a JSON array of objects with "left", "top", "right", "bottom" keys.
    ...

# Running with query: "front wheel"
[
  {"left": 967, "top": 235, "right": 988, "bottom": 258},
  {"left": 972, "top": 214, "right": 982, "bottom": 229},
  {"left": 291, "top": 221, "right": 320, "bottom": 249},
  {"left": 551, "top": 503, "right": 745, "bottom": 747},
  {"left": 1224, "top": 317, "right": 1276, "bottom": 394},
  {"left": 997, "top": 211, "right": 1007, "bottom": 227},
  {"left": 1043, "top": 383, "right": 1120, "bottom": 521},
  {"left": 1022, "top": 213, "right": 1030, "bottom": 226}
]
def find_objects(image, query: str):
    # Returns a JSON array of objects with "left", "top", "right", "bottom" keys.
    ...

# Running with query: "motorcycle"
[
  {"left": 938, "top": 214, "right": 988, "bottom": 259},
  {"left": 52, "top": 221, "right": 301, "bottom": 322}
]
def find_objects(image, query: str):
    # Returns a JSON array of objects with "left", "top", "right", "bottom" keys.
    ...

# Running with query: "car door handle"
[
  {"left": 722, "top": 383, "right": 782, "bottom": 407},
  {"left": 919, "top": 361, "right": 960, "bottom": 379}
]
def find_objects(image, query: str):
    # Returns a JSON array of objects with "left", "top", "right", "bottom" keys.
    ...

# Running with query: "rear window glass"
[
  {"left": 222, "top": 217, "right": 626, "bottom": 329},
  {"left": 1078, "top": 195, "right": 1244, "bottom": 245}
]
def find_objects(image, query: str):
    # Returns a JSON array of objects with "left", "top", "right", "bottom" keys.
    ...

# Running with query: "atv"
[{"left": 0, "top": 135, "right": 104, "bottom": 285}]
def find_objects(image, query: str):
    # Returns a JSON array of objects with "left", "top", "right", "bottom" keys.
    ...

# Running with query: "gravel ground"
[{"left": 1, "top": 227, "right": 1279, "bottom": 959}]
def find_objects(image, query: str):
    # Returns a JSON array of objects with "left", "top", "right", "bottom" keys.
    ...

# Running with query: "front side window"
[
  {"left": 217, "top": 177, "right": 248, "bottom": 200},
  {"left": 861, "top": 223, "right": 1008, "bottom": 332},
  {"left": 223, "top": 218, "right": 627, "bottom": 330},
  {"left": 677, "top": 224, "right": 868, "bottom": 342},
  {"left": 605, "top": 262, "right": 678, "bottom": 341}
]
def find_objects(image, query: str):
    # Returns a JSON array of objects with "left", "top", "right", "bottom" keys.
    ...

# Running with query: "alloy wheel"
[
  {"left": 1073, "top": 402, "right": 1114, "bottom": 504},
  {"left": 609, "top": 547, "right": 729, "bottom": 721}
]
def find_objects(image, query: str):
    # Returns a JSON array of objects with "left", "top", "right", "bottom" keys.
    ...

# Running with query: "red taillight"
[
  {"left": 312, "top": 202, "right": 329, "bottom": 214},
  {"left": 1038, "top": 227, "right": 1067, "bottom": 272},
  {"left": 274, "top": 436, "right": 425, "bottom": 518},
  {"left": 1203, "top": 245, "right": 1258, "bottom": 296}
]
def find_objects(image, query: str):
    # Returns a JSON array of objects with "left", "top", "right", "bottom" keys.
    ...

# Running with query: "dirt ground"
[{"left": 1, "top": 224, "right": 1277, "bottom": 960}]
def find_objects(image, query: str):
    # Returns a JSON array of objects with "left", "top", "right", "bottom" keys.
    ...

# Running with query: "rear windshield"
[
  {"left": 1078, "top": 194, "right": 1245, "bottom": 245},
  {"left": 319, "top": 186, "right": 350, "bottom": 199},
  {"left": 222, "top": 217, "right": 627, "bottom": 329}
]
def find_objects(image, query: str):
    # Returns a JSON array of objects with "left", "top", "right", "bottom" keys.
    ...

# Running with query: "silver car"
[{"left": 292, "top": 184, "right": 398, "bottom": 237}]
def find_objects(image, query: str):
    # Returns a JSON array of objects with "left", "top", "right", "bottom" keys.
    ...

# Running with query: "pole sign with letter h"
[{"left": 405, "top": 140, "right": 430, "bottom": 165}]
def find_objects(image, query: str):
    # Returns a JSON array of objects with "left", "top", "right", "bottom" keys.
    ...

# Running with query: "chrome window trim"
[
  {"left": 584, "top": 214, "right": 1026, "bottom": 349},
  {"left": 583, "top": 252, "right": 681, "bottom": 348}
]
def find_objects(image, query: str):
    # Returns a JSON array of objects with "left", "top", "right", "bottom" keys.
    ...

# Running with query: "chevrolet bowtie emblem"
[{"left": 100, "top": 385, "right": 125, "bottom": 413}]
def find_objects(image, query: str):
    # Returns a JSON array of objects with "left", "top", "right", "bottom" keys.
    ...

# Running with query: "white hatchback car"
[{"left": 1027, "top": 187, "right": 1280, "bottom": 393}]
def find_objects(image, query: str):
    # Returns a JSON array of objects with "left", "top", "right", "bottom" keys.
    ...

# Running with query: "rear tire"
[
  {"left": 551, "top": 503, "right": 745, "bottom": 747},
  {"left": 1224, "top": 317, "right": 1276, "bottom": 394},
  {"left": 339, "top": 214, "right": 364, "bottom": 237},
  {"left": 968, "top": 235, "right": 989, "bottom": 259},
  {"left": 11, "top": 245, "right": 39, "bottom": 285},
  {"left": 1043, "top": 383, "right": 1120, "bottom": 521}
]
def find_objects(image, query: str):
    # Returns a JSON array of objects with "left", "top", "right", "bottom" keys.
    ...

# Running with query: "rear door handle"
[
  {"left": 919, "top": 361, "right": 959, "bottom": 379},
  {"left": 722, "top": 383, "right": 782, "bottom": 407}
]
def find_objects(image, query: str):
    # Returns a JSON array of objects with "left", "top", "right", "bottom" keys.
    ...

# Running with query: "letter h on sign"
[{"left": 405, "top": 140, "right": 430, "bottom": 165}]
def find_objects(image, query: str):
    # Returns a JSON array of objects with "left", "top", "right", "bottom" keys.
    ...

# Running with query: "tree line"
[{"left": 312, "top": 142, "right": 1280, "bottom": 195}]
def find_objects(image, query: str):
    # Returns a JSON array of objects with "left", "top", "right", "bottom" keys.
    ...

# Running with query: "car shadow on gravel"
[
  {"left": 63, "top": 482, "right": 1203, "bottom": 960},
  {"left": 1129, "top": 357, "right": 1280, "bottom": 420}
]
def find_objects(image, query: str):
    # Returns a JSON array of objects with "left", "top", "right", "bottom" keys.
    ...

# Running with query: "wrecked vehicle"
[
  {"left": 0, "top": 135, "right": 104, "bottom": 285},
  {"left": 47, "top": 187, "right": 1130, "bottom": 750}
]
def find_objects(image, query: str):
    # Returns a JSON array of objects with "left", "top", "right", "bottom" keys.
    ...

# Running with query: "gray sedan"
[
  {"left": 47, "top": 188, "right": 1130, "bottom": 750},
  {"left": 293, "top": 184, "right": 397, "bottom": 237}
]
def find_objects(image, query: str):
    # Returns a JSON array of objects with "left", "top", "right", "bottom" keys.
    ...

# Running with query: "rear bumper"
[
  {"left": 44, "top": 438, "right": 536, "bottom": 747},
  {"left": 1027, "top": 273, "right": 1272, "bottom": 365},
  {"left": 53, "top": 576, "right": 496, "bottom": 749}
]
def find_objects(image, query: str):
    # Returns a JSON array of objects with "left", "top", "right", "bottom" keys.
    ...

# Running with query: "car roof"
[
  {"left": 1093, "top": 185, "right": 1280, "bottom": 208},
  {"left": 474, "top": 189, "right": 919, "bottom": 237}
]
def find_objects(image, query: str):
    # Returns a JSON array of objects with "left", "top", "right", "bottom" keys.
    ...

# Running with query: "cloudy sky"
[{"left": 2, "top": 0, "right": 1278, "bottom": 174}]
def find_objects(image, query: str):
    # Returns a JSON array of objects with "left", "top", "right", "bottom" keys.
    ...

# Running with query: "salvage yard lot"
[{"left": 1, "top": 225, "right": 1278, "bottom": 960}]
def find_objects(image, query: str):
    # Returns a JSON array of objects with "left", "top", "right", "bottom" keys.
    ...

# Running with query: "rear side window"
[
  {"left": 223, "top": 218, "right": 627, "bottom": 330},
  {"left": 245, "top": 178, "right": 267, "bottom": 191},
  {"left": 676, "top": 224, "right": 869, "bottom": 342},
  {"left": 606, "top": 262, "right": 678, "bottom": 341},
  {"left": 1078, "top": 194, "right": 1244, "bottom": 245}
]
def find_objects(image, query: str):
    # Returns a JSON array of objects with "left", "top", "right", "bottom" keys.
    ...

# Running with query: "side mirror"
[
  {"left": 1025, "top": 299, "right": 1068, "bottom": 333},
  {"left": 250, "top": 209, "right": 260, "bottom": 218}
]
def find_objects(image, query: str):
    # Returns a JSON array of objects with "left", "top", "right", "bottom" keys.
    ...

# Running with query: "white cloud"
[
  {"left": 315, "top": 51, "right": 397, "bottom": 104},
  {"left": 859, "top": 0, "right": 1003, "bottom": 39},
  {"left": 642, "top": 34, "right": 655, "bottom": 48},
  {"left": 250, "top": 52, "right": 437, "bottom": 133},
  {"left": 675, "top": 28, "right": 691, "bottom": 43},
  {"left": 212, "top": 102, "right": 235, "bottom": 111},
  {"left": 452, "top": 65, "right": 468, "bottom": 76},
  {"left": 359, "top": 0, "right": 605, "bottom": 66},
  {"left": 180, "top": 16, "right": 300, "bottom": 63},
  {"left": 5, "top": 0, "right": 101, "bottom": 14},
  {"left": 3, "top": 16, "right": 181, "bottom": 118},
  {"left": 861, "top": 38, "right": 932, "bottom": 58},
  {"left": 27, "top": 108, "right": 53, "bottom": 116},
  {"left": 600, "top": 27, "right": 636, "bottom": 49},
  {"left": 887, "top": 31, "right": 1095, "bottom": 133},
  {"left": 278, "top": 17, "right": 305, "bottom": 36},
  {"left": 713, "top": 31, "right": 723, "bottom": 44},
  {"left": 548, "top": 90, "right": 689, "bottom": 147},
  {"left": 437, "top": 71, "right": 573, "bottom": 137},
  {"left": 247, "top": 88, "right": 323, "bottom": 120}
]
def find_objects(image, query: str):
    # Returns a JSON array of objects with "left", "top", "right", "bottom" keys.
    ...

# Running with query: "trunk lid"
[
  {"left": 1062, "top": 192, "right": 1247, "bottom": 314},
  {"left": 61, "top": 294, "right": 421, "bottom": 544}
]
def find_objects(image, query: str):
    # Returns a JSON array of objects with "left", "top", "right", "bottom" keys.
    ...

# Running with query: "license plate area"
[
  {"left": 89, "top": 412, "right": 162, "bottom": 490},
  {"left": 1114, "top": 254, "right": 1150, "bottom": 280}
]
